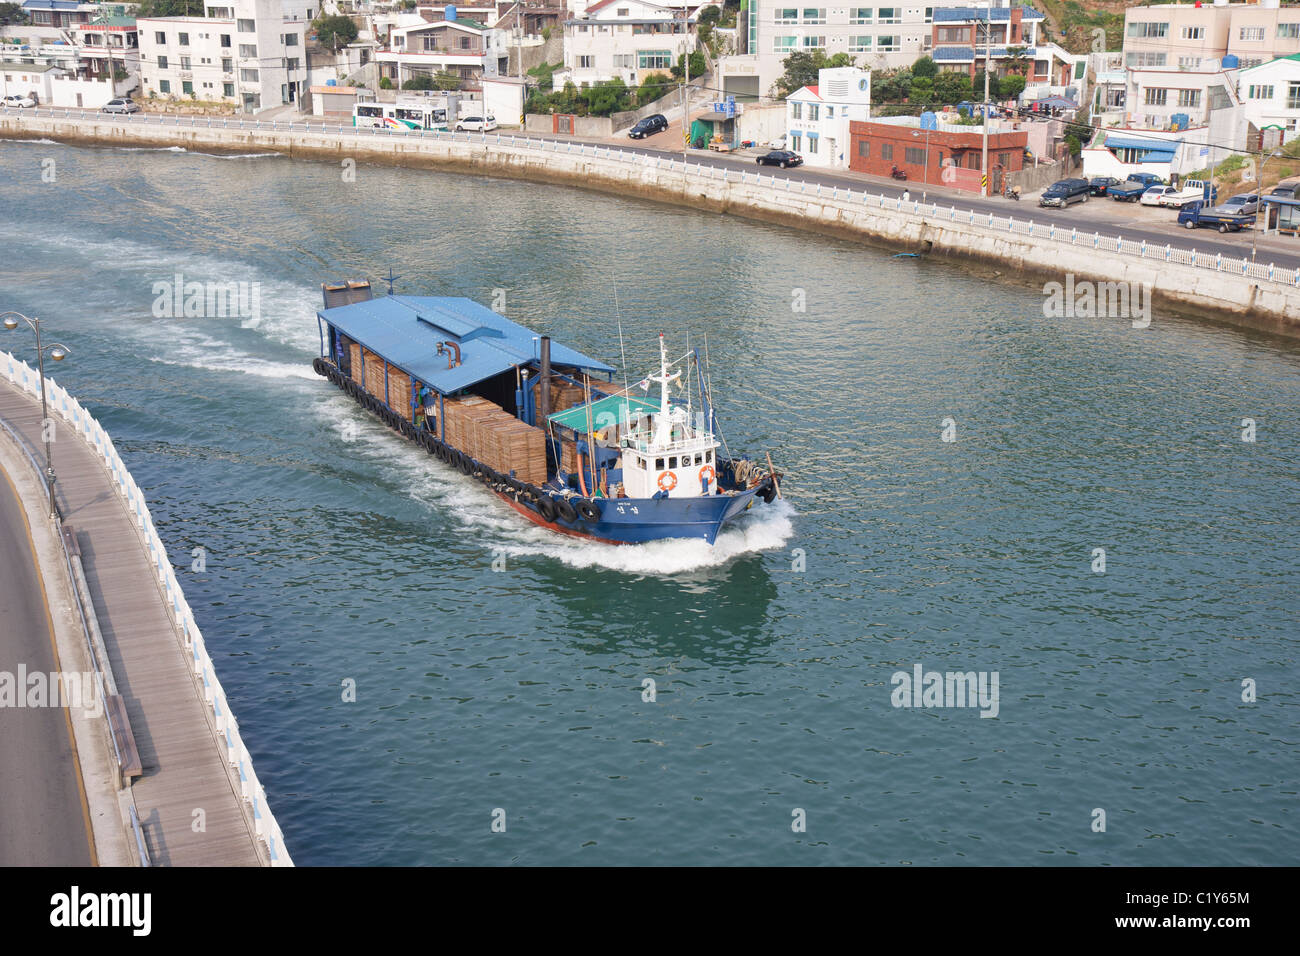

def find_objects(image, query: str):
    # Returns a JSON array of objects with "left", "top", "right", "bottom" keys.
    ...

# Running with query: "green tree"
[
  {"left": 586, "top": 77, "right": 631, "bottom": 116},
  {"left": 911, "top": 55, "right": 937, "bottom": 79},
  {"left": 313, "top": 14, "right": 359, "bottom": 53},
  {"left": 0, "top": 1, "right": 29, "bottom": 24},
  {"left": 933, "top": 71, "right": 972, "bottom": 104},
  {"left": 1000, "top": 74, "right": 1026, "bottom": 100},
  {"left": 402, "top": 74, "right": 435, "bottom": 91},
  {"left": 972, "top": 69, "right": 1000, "bottom": 101},
  {"left": 772, "top": 50, "right": 854, "bottom": 97},
  {"left": 669, "top": 50, "right": 707, "bottom": 80},
  {"left": 909, "top": 76, "right": 933, "bottom": 103},
  {"left": 134, "top": 0, "right": 203, "bottom": 15},
  {"left": 379, "top": 76, "right": 393, "bottom": 90},
  {"left": 698, "top": 5, "right": 721, "bottom": 25},
  {"left": 637, "top": 71, "right": 674, "bottom": 105}
]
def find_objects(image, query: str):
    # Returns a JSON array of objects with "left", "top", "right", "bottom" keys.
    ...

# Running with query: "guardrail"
[
  {"left": 7, "top": 103, "right": 1296, "bottom": 290},
  {"left": 0, "top": 348, "right": 292, "bottom": 866}
]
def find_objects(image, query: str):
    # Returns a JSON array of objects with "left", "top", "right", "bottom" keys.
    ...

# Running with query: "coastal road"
[
  {"left": 11, "top": 104, "right": 1300, "bottom": 273},
  {"left": 0, "top": 463, "right": 94, "bottom": 866}
]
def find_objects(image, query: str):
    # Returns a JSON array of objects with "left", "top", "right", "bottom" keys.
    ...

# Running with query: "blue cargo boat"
[{"left": 312, "top": 280, "right": 783, "bottom": 544}]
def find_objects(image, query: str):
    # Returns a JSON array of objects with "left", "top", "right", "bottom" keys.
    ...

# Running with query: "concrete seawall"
[{"left": 5, "top": 112, "right": 1299, "bottom": 338}]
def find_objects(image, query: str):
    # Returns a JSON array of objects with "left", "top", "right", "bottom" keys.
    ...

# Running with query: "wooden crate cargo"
[{"left": 387, "top": 367, "right": 412, "bottom": 421}]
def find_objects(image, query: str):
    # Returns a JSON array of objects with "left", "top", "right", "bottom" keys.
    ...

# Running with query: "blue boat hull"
[{"left": 496, "top": 483, "right": 767, "bottom": 544}]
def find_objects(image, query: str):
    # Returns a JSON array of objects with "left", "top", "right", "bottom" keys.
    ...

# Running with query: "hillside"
[{"left": 1034, "top": 0, "right": 1130, "bottom": 54}]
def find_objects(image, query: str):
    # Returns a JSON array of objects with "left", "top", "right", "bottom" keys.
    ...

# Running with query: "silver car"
[
  {"left": 101, "top": 98, "right": 140, "bottom": 114},
  {"left": 1222, "top": 193, "right": 1260, "bottom": 215}
]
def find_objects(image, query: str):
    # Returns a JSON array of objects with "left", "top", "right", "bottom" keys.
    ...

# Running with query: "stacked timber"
[
  {"left": 347, "top": 343, "right": 413, "bottom": 419},
  {"left": 443, "top": 396, "right": 548, "bottom": 484},
  {"left": 531, "top": 376, "right": 587, "bottom": 418}
]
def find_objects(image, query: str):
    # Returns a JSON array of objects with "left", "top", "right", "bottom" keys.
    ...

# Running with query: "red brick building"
[{"left": 848, "top": 119, "right": 1028, "bottom": 193}]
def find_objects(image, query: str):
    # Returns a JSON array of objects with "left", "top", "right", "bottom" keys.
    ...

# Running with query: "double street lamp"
[{"left": 2, "top": 312, "right": 70, "bottom": 520}]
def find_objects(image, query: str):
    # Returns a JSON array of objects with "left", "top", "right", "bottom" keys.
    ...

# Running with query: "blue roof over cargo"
[{"left": 318, "top": 295, "right": 615, "bottom": 395}]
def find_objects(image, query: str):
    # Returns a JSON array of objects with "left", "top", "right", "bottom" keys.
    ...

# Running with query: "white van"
[{"left": 455, "top": 114, "right": 498, "bottom": 132}]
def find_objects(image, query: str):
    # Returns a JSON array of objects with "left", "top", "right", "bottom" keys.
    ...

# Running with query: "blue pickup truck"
[
  {"left": 1108, "top": 173, "right": 1165, "bottom": 202},
  {"left": 1177, "top": 200, "right": 1255, "bottom": 233}
]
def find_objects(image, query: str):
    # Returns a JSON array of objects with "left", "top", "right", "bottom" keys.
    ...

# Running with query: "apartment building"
[
  {"left": 137, "top": 1, "right": 311, "bottom": 112},
  {"left": 1122, "top": 1, "right": 1300, "bottom": 71},
  {"left": 719, "top": 3, "right": 1058, "bottom": 99},
  {"left": 557, "top": 0, "right": 696, "bottom": 88}
]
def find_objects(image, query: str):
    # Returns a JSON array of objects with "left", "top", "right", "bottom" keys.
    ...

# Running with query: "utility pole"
[
  {"left": 681, "top": 11, "right": 690, "bottom": 155},
  {"left": 981, "top": 0, "right": 991, "bottom": 196}
]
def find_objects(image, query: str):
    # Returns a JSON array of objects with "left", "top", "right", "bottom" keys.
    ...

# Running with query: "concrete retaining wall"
[{"left": 3, "top": 112, "right": 1297, "bottom": 338}]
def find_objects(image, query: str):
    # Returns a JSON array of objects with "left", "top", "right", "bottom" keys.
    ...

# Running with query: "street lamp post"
[
  {"left": 912, "top": 127, "right": 932, "bottom": 191},
  {"left": 2, "top": 312, "right": 71, "bottom": 521},
  {"left": 1252, "top": 147, "right": 1284, "bottom": 261}
]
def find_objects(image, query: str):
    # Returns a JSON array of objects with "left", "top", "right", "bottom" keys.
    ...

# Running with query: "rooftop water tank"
[
  {"left": 326, "top": 78, "right": 336, "bottom": 86},
  {"left": 1221, "top": 54, "right": 1239, "bottom": 69},
  {"left": 445, "top": 4, "right": 457, "bottom": 20},
  {"left": 920, "top": 111, "right": 938, "bottom": 130}
]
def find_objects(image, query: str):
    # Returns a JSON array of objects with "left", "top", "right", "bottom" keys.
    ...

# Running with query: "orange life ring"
[
  {"left": 658, "top": 471, "right": 677, "bottom": 492},
  {"left": 699, "top": 464, "right": 715, "bottom": 484}
]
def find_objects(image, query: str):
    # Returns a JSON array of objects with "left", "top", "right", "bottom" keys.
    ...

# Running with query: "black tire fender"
[
  {"left": 575, "top": 498, "right": 600, "bottom": 523},
  {"left": 555, "top": 497, "right": 578, "bottom": 523},
  {"left": 537, "top": 496, "right": 558, "bottom": 522}
]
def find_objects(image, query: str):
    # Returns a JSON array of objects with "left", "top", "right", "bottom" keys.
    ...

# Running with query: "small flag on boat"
[{"left": 638, "top": 379, "right": 650, "bottom": 391}]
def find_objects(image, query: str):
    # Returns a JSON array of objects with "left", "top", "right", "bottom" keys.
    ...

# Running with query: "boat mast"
[{"left": 651, "top": 333, "right": 673, "bottom": 446}]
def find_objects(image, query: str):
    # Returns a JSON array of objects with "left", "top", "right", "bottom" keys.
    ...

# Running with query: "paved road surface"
[{"left": 0, "top": 465, "right": 94, "bottom": 866}]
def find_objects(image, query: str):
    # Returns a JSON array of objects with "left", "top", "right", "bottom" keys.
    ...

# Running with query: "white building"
[
  {"left": 376, "top": 11, "right": 509, "bottom": 89},
  {"left": 785, "top": 65, "right": 871, "bottom": 167},
  {"left": 1125, "top": 63, "right": 1239, "bottom": 130},
  {"left": 0, "top": 12, "right": 139, "bottom": 107},
  {"left": 137, "top": 1, "right": 313, "bottom": 112},
  {"left": 1238, "top": 53, "right": 1300, "bottom": 146},
  {"left": 557, "top": 0, "right": 697, "bottom": 88}
]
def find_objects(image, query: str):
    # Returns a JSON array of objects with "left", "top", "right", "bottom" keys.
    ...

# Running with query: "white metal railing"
[
  {"left": 5, "top": 105, "right": 1298, "bottom": 288},
  {"left": 0, "top": 349, "right": 292, "bottom": 866}
]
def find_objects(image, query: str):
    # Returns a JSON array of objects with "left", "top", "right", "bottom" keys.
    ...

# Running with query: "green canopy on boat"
[{"left": 548, "top": 394, "right": 661, "bottom": 434}]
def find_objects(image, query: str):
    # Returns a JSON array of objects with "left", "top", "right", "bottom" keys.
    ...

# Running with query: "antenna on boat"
[
  {"left": 613, "top": 282, "right": 629, "bottom": 401},
  {"left": 382, "top": 266, "right": 401, "bottom": 295}
]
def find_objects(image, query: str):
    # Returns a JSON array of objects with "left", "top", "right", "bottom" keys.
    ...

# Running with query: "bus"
[{"left": 352, "top": 102, "right": 449, "bottom": 131}]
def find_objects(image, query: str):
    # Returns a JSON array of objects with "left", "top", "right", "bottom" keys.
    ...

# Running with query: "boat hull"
[{"left": 494, "top": 483, "right": 764, "bottom": 544}]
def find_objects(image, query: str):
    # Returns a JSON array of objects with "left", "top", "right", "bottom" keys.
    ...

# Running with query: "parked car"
[
  {"left": 1089, "top": 176, "right": 1122, "bottom": 196},
  {"left": 100, "top": 98, "right": 140, "bottom": 114},
  {"left": 455, "top": 115, "right": 498, "bottom": 132},
  {"left": 1, "top": 94, "right": 35, "bottom": 108},
  {"left": 1267, "top": 179, "right": 1299, "bottom": 200},
  {"left": 627, "top": 114, "right": 667, "bottom": 139},
  {"left": 1140, "top": 185, "right": 1178, "bottom": 206},
  {"left": 1107, "top": 173, "right": 1165, "bottom": 202},
  {"left": 755, "top": 149, "right": 802, "bottom": 168},
  {"left": 1158, "top": 179, "right": 1217, "bottom": 208},
  {"left": 1222, "top": 193, "right": 1260, "bottom": 215},
  {"left": 1038, "top": 178, "right": 1091, "bottom": 207},
  {"left": 766, "top": 135, "right": 787, "bottom": 150},
  {"left": 1177, "top": 199, "right": 1255, "bottom": 233}
]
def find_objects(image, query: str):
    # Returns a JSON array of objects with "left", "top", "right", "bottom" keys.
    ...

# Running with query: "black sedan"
[
  {"left": 756, "top": 149, "right": 803, "bottom": 168},
  {"left": 628, "top": 114, "right": 668, "bottom": 139},
  {"left": 1089, "top": 176, "right": 1122, "bottom": 196}
]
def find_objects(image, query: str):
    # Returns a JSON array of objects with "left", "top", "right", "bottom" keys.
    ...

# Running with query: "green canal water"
[{"left": 1, "top": 140, "right": 1296, "bottom": 865}]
